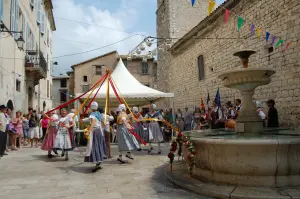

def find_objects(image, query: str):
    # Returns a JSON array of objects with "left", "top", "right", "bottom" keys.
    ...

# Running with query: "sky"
[{"left": 52, "top": 0, "right": 225, "bottom": 76}]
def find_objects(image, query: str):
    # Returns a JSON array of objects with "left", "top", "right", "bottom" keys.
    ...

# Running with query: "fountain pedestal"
[{"left": 219, "top": 68, "right": 275, "bottom": 134}]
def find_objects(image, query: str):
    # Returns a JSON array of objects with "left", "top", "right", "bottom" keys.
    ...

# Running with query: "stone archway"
[{"left": 6, "top": 100, "right": 14, "bottom": 111}]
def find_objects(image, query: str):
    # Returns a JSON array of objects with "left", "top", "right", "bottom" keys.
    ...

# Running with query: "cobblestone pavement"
[{"left": 0, "top": 143, "right": 213, "bottom": 199}]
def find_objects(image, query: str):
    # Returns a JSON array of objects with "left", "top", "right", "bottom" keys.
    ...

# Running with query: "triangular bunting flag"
[
  {"left": 191, "top": 0, "right": 196, "bottom": 7},
  {"left": 250, "top": 24, "right": 255, "bottom": 37},
  {"left": 257, "top": 27, "right": 262, "bottom": 37},
  {"left": 271, "top": 36, "right": 277, "bottom": 45},
  {"left": 275, "top": 39, "right": 283, "bottom": 48},
  {"left": 208, "top": 0, "right": 215, "bottom": 16},
  {"left": 266, "top": 32, "right": 270, "bottom": 43},
  {"left": 286, "top": 42, "right": 291, "bottom": 50},
  {"left": 237, "top": 16, "right": 244, "bottom": 31},
  {"left": 224, "top": 9, "right": 230, "bottom": 23}
]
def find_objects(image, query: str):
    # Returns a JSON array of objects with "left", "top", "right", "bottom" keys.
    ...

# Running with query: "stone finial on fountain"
[{"left": 233, "top": 50, "right": 256, "bottom": 68}]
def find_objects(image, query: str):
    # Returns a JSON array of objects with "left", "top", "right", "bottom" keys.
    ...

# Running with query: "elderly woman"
[
  {"left": 116, "top": 104, "right": 140, "bottom": 164},
  {"left": 144, "top": 104, "right": 164, "bottom": 154},
  {"left": 128, "top": 107, "right": 144, "bottom": 150},
  {"left": 84, "top": 102, "right": 107, "bottom": 172}
]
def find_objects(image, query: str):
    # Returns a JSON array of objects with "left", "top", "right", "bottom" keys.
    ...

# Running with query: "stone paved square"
[{"left": 0, "top": 143, "right": 212, "bottom": 199}]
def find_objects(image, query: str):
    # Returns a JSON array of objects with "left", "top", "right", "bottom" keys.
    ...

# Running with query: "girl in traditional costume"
[
  {"left": 84, "top": 102, "right": 107, "bottom": 172},
  {"left": 53, "top": 108, "right": 74, "bottom": 161},
  {"left": 144, "top": 104, "right": 164, "bottom": 154},
  {"left": 116, "top": 104, "right": 140, "bottom": 164},
  {"left": 41, "top": 111, "right": 59, "bottom": 158},
  {"left": 128, "top": 107, "right": 144, "bottom": 150}
]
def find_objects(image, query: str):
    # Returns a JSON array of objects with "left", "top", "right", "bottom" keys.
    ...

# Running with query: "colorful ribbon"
[
  {"left": 45, "top": 73, "right": 108, "bottom": 115},
  {"left": 73, "top": 74, "right": 108, "bottom": 120}
]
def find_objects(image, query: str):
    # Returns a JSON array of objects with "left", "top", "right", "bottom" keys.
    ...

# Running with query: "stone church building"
[{"left": 155, "top": 0, "right": 300, "bottom": 126}]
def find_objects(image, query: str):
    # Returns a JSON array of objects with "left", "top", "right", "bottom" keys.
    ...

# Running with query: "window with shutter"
[
  {"left": 40, "top": 8, "right": 44, "bottom": 34},
  {"left": 21, "top": 13, "right": 25, "bottom": 38},
  {"left": 26, "top": 23, "right": 30, "bottom": 50},
  {"left": 10, "top": 0, "right": 15, "bottom": 32},
  {"left": 197, "top": 55, "right": 205, "bottom": 81},
  {"left": 0, "top": 0, "right": 4, "bottom": 21},
  {"left": 14, "top": 0, "right": 19, "bottom": 40},
  {"left": 37, "top": 0, "right": 41, "bottom": 24},
  {"left": 31, "top": 34, "right": 35, "bottom": 50},
  {"left": 141, "top": 62, "right": 149, "bottom": 75}
]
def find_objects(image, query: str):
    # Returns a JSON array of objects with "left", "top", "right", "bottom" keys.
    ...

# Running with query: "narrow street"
[{"left": 0, "top": 143, "right": 212, "bottom": 199}]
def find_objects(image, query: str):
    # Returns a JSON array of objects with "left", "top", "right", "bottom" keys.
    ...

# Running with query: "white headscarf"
[
  {"left": 132, "top": 107, "right": 139, "bottom": 113},
  {"left": 152, "top": 104, "right": 157, "bottom": 111},
  {"left": 118, "top": 104, "right": 126, "bottom": 112},
  {"left": 90, "top": 102, "right": 98, "bottom": 110}
]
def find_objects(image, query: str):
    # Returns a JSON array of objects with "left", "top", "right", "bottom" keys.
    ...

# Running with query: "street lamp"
[{"left": 16, "top": 35, "right": 25, "bottom": 50}]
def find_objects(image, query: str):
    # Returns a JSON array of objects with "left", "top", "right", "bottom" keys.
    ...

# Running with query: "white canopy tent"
[{"left": 76, "top": 59, "right": 174, "bottom": 107}]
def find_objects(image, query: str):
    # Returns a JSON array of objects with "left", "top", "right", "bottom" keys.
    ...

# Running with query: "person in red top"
[
  {"left": 11, "top": 111, "right": 23, "bottom": 150},
  {"left": 40, "top": 115, "right": 49, "bottom": 141}
]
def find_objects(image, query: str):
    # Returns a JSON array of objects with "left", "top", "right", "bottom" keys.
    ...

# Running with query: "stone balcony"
[{"left": 25, "top": 50, "right": 48, "bottom": 85}]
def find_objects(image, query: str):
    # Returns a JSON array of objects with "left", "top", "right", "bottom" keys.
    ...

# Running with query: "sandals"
[{"left": 117, "top": 158, "right": 126, "bottom": 164}]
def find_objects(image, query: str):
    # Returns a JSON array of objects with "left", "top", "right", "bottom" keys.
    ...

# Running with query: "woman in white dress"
[
  {"left": 53, "top": 108, "right": 74, "bottom": 161},
  {"left": 144, "top": 104, "right": 164, "bottom": 154}
]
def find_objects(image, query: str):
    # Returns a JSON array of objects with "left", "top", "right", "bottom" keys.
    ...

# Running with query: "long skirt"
[
  {"left": 133, "top": 122, "right": 147, "bottom": 144},
  {"left": 41, "top": 126, "right": 58, "bottom": 151},
  {"left": 148, "top": 122, "right": 164, "bottom": 143},
  {"left": 117, "top": 124, "right": 140, "bottom": 152},
  {"left": 84, "top": 128, "right": 106, "bottom": 163},
  {"left": 53, "top": 128, "right": 73, "bottom": 151}
]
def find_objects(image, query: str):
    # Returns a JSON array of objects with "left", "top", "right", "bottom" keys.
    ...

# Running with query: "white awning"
[{"left": 76, "top": 59, "right": 174, "bottom": 106}]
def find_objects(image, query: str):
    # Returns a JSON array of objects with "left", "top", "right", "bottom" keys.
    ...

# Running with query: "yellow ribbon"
[
  {"left": 104, "top": 74, "right": 110, "bottom": 125},
  {"left": 110, "top": 77, "right": 179, "bottom": 133},
  {"left": 72, "top": 77, "right": 105, "bottom": 120}
]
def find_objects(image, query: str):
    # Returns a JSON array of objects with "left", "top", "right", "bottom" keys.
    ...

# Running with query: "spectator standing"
[
  {"left": 183, "top": 107, "right": 193, "bottom": 131},
  {"left": 0, "top": 105, "right": 8, "bottom": 157},
  {"left": 22, "top": 113, "right": 29, "bottom": 146},
  {"left": 11, "top": 111, "right": 23, "bottom": 150},
  {"left": 40, "top": 115, "right": 49, "bottom": 141},
  {"left": 28, "top": 108, "right": 39, "bottom": 148},
  {"left": 267, "top": 99, "right": 279, "bottom": 128}
]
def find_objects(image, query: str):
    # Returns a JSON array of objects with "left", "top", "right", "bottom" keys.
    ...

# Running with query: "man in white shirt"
[{"left": 0, "top": 105, "right": 8, "bottom": 157}]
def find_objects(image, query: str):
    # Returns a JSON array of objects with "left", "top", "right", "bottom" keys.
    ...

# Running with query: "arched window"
[{"left": 7, "top": 100, "right": 14, "bottom": 110}]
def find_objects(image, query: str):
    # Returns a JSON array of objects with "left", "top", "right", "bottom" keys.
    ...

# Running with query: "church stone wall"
[{"left": 167, "top": 0, "right": 300, "bottom": 126}]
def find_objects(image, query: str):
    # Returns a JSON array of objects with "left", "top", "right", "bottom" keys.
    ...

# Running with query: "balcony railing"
[{"left": 25, "top": 50, "right": 47, "bottom": 77}]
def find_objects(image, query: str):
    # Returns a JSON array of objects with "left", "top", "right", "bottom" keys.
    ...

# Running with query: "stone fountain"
[{"left": 175, "top": 50, "right": 300, "bottom": 198}]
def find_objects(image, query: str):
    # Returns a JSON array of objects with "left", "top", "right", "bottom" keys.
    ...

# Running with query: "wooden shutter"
[{"left": 198, "top": 55, "right": 205, "bottom": 81}]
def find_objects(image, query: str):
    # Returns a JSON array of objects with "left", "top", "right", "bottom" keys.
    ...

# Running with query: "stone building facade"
[
  {"left": 0, "top": 0, "right": 56, "bottom": 113},
  {"left": 52, "top": 76, "right": 69, "bottom": 109},
  {"left": 71, "top": 51, "right": 157, "bottom": 94},
  {"left": 156, "top": 0, "right": 300, "bottom": 126},
  {"left": 155, "top": 0, "right": 209, "bottom": 107}
]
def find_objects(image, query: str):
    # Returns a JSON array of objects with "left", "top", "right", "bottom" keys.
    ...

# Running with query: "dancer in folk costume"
[
  {"left": 116, "top": 104, "right": 140, "bottom": 164},
  {"left": 41, "top": 111, "right": 59, "bottom": 158},
  {"left": 53, "top": 108, "right": 74, "bottom": 161},
  {"left": 84, "top": 102, "right": 107, "bottom": 172},
  {"left": 144, "top": 104, "right": 164, "bottom": 154},
  {"left": 128, "top": 107, "right": 145, "bottom": 150}
]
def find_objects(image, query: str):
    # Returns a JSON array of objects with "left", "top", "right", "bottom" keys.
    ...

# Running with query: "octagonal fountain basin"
[{"left": 182, "top": 129, "right": 300, "bottom": 187}]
